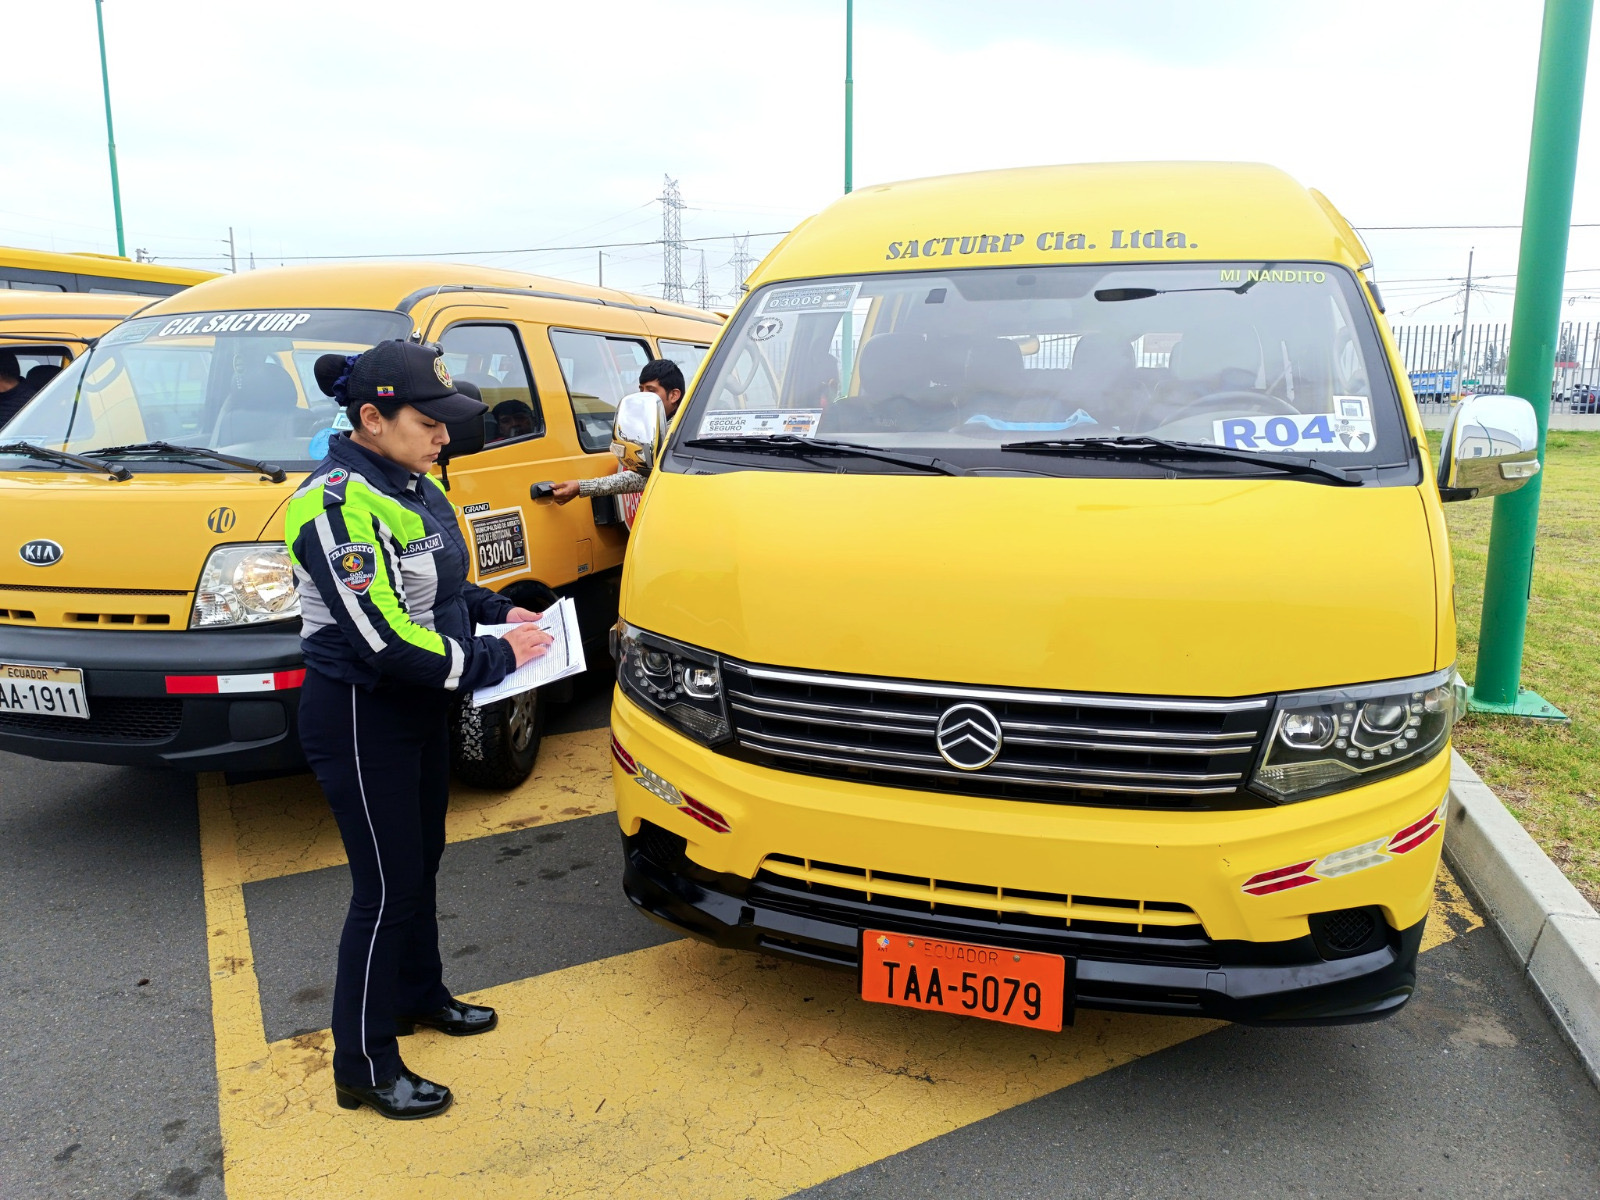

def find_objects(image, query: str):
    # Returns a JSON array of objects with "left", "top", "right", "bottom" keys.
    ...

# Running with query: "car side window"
[
  {"left": 658, "top": 339, "right": 711, "bottom": 383},
  {"left": 439, "top": 324, "right": 543, "bottom": 446},
  {"left": 548, "top": 329, "right": 651, "bottom": 452}
]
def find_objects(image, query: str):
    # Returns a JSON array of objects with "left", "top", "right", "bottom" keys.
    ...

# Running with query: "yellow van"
[
  {"left": 609, "top": 162, "right": 1540, "bottom": 1025},
  {"left": 0, "top": 262, "right": 719, "bottom": 786},
  {"left": 0, "top": 292, "right": 150, "bottom": 422},
  {"left": 0, "top": 244, "right": 217, "bottom": 297}
]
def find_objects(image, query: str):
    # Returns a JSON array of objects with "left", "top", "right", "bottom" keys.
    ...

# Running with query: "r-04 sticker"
[{"left": 1212, "top": 408, "right": 1375, "bottom": 453}]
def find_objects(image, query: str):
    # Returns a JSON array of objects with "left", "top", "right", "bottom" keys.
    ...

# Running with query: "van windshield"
[
  {"left": 676, "top": 263, "right": 1410, "bottom": 477},
  {"left": 0, "top": 308, "right": 410, "bottom": 470}
]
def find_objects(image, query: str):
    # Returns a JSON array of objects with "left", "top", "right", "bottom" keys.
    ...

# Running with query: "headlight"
[
  {"left": 1251, "top": 666, "right": 1455, "bottom": 803},
  {"left": 616, "top": 622, "right": 731, "bottom": 745},
  {"left": 191, "top": 544, "right": 301, "bottom": 628}
]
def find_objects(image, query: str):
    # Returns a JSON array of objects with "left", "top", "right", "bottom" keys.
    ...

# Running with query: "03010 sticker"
[{"left": 468, "top": 507, "right": 528, "bottom": 580}]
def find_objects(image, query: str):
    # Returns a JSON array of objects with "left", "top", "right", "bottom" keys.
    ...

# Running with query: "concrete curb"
[{"left": 1444, "top": 750, "right": 1600, "bottom": 1086}]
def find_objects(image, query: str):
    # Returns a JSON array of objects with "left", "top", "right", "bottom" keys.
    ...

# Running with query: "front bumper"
[
  {"left": 623, "top": 820, "right": 1425, "bottom": 1024},
  {"left": 0, "top": 623, "right": 305, "bottom": 772}
]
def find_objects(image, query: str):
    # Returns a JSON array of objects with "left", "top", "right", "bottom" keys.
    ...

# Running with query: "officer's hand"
[
  {"left": 550, "top": 480, "right": 582, "bottom": 504},
  {"left": 505, "top": 607, "right": 543, "bottom": 623},
  {"left": 504, "top": 623, "right": 554, "bottom": 666}
]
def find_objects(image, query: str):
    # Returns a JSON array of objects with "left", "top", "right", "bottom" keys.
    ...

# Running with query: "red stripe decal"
[
  {"left": 1389, "top": 822, "right": 1442, "bottom": 855},
  {"left": 1391, "top": 808, "right": 1440, "bottom": 845},
  {"left": 273, "top": 669, "right": 306, "bottom": 690},
  {"left": 1242, "top": 874, "right": 1320, "bottom": 896},
  {"left": 1243, "top": 860, "right": 1317, "bottom": 886},
  {"left": 165, "top": 675, "right": 219, "bottom": 694},
  {"left": 681, "top": 794, "right": 730, "bottom": 832}
]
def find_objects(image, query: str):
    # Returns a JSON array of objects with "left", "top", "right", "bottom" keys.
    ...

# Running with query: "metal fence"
[{"left": 1392, "top": 320, "right": 1600, "bottom": 411}]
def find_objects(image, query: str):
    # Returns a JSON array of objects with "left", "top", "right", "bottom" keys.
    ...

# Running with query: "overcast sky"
[{"left": 7, "top": 0, "right": 1600, "bottom": 324}]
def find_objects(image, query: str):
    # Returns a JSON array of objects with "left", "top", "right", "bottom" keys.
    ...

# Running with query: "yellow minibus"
[
  {"left": 608, "top": 162, "right": 1538, "bottom": 1025},
  {"left": 0, "top": 262, "right": 719, "bottom": 787},
  {"left": 0, "top": 245, "right": 217, "bottom": 297}
]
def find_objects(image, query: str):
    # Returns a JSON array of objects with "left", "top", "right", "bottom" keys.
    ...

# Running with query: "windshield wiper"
[
  {"left": 682, "top": 434, "right": 968, "bottom": 476},
  {"left": 0, "top": 440, "right": 130, "bottom": 481},
  {"left": 997, "top": 435, "right": 1361, "bottom": 486},
  {"left": 96, "top": 441, "right": 288, "bottom": 483}
]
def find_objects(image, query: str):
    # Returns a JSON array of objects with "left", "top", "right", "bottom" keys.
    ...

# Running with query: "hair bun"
[{"left": 314, "top": 352, "right": 359, "bottom": 399}]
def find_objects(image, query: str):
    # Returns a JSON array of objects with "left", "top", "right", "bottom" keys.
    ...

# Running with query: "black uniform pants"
[{"left": 298, "top": 669, "right": 455, "bottom": 1086}]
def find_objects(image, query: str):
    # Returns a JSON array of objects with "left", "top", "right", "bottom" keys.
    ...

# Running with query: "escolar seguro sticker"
[
  {"left": 467, "top": 507, "right": 528, "bottom": 581},
  {"left": 697, "top": 408, "right": 822, "bottom": 438},
  {"left": 1212, "top": 397, "right": 1374, "bottom": 453}
]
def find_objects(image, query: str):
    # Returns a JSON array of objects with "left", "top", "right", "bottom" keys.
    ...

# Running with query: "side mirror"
[
  {"left": 1437, "top": 393, "right": 1541, "bottom": 502},
  {"left": 612, "top": 390, "right": 665, "bottom": 475},
  {"left": 438, "top": 411, "right": 488, "bottom": 465}
]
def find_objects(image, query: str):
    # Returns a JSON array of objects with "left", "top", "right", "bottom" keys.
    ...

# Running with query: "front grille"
[
  {"left": 723, "top": 661, "right": 1274, "bottom": 810},
  {"left": 0, "top": 697, "right": 183, "bottom": 743},
  {"left": 753, "top": 853, "right": 1218, "bottom": 965},
  {"left": 759, "top": 854, "right": 1200, "bottom": 933}
]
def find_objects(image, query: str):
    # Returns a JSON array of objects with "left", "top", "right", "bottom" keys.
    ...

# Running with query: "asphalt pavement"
[{"left": 2, "top": 679, "right": 1598, "bottom": 1199}]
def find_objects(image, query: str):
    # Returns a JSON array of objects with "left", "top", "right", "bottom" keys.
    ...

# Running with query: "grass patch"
[{"left": 1437, "top": 429, "right": 1600, "bottom": 906}]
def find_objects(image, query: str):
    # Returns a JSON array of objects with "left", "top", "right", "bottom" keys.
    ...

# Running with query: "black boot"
[
  {"left": 395, "top": 998, "right": 498, "bottom": 1037},
  {"left": 334, "top": 1067, "right": 452, "bottom": 1120}
]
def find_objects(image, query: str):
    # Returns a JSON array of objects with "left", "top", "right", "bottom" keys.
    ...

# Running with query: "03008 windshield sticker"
[
  {"left": 1212, "top": 398, "right": 1374, "bottom": 453},
  {"left": 698, "top": 409, "right": 822, "bottom": 438},
  {"left": 758, "top": 283, "right": 860, "bottom": 316}
]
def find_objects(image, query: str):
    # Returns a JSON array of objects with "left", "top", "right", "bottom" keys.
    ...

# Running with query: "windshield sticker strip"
[
  {"left": 698, "top": 409, "right": 822, "bottom": 439},
  {"left": 153, "top": 312, "right": 313, "bottom": 338}
]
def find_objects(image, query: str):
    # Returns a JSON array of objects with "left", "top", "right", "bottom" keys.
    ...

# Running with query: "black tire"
[{"left": 450, "top": 685, "right": 545, "bottom": 790}]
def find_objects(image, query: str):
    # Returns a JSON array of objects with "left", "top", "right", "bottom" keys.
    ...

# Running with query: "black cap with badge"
[{"left": 314, "top": 340, "right": 487, "bottom": 423}]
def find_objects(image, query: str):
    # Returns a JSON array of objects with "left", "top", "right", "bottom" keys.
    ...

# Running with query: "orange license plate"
[{"left": 860, "top": 930, "right": 1068, "bottom": 1031}]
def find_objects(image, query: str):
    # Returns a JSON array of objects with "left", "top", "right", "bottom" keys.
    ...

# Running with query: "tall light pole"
[
  {"left": 843, "top": 0, "right": 854, "bottom": 194},
  {"left": 1470, "top": 0, "right": 1592, "bottom": 719},
  {"left": 94, "top": 0, "right": 126, "bottom": 257}
]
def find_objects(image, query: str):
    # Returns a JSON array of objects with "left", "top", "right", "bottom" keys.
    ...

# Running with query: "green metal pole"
[
  {"left": 1470, "top": 0, "right": 1592, "bottom": 719},
  {"left": 844, "top": 0, "right": 854, "bottom": 194},
  {"left": 94, "top": 0, "right": 126, "bottom": 257}
]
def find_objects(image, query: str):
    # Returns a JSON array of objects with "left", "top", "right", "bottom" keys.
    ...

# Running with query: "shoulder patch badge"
[
  {"left": 328, "top": 541, "right": 376, "bottom": 593},
  {"left": 321, "top": 466, "right": 350, "bottom": 507}
]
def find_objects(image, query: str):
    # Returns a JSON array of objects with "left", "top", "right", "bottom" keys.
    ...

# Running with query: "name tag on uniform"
[{"left": 401, "top": 533, "right": 444, "bottom": 558}]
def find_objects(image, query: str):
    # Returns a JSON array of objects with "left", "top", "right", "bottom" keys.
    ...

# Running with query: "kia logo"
[
  {"left": 19, "top": 539, "right": 63, "bottom": 567},
  {"left": 935, "top": 702, "right": 1003, "bottom": 771}
]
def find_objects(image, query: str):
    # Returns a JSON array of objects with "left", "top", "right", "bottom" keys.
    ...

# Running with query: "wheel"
[{"left": 450, "top": 685, "right": 545, "bottom": 790}]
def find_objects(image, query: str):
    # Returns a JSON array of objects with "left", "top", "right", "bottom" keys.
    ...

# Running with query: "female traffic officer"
[{"left": 285, "top": 339, "right": 552, "bottom": 1120}]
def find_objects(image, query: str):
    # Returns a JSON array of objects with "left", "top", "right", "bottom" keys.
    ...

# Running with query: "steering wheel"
[{"left": 1158, "top": 389, "right": 1301, "bottom": 425}]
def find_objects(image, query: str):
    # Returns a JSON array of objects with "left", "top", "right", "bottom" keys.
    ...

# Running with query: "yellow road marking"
[
  {"left": 227, "top": 728, "right": 615, "bottom": 884},
  {"left": 200, "top": 752, "right": 1484, "bottom": 1200}
]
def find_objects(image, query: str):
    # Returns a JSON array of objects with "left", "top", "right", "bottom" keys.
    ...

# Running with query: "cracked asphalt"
[{"left": 3, "top": 678, "right": 1598, "bottom": 1199}]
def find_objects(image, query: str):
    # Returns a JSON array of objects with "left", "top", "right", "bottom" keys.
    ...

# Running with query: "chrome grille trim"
[
  {"left": 722, "top": 659, "right": 1274, "bottom": 809},
  {"left": 739, "top": 728, "right": 1244, "bottom": 783},
  {"left": 730, "top": 663, "right": 1271, "bottom": 713},
  {"left": 744, "top": 740, "right": 1242, "bottom": 796},
  {"left": 1001, "top": 720, "right": 1255, "bottom": 743}
]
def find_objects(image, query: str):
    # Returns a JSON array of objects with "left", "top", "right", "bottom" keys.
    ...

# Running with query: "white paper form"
[{"left": 470, "top": 597, "right": 587, "bottom": 707}]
